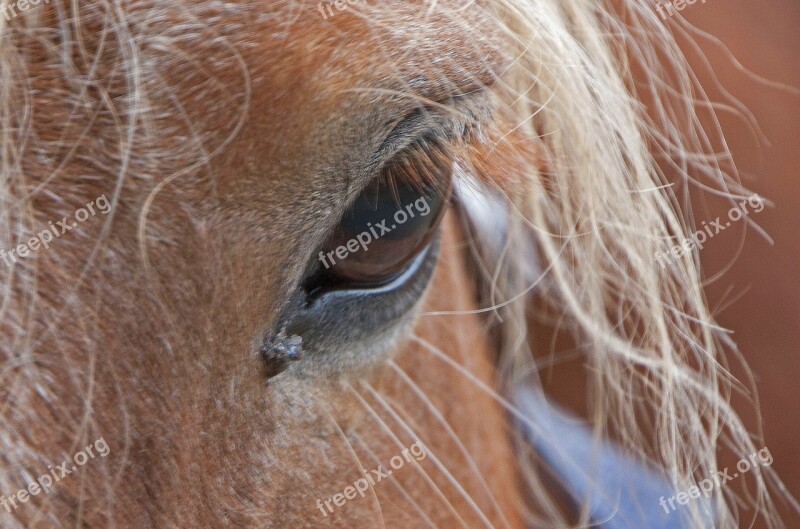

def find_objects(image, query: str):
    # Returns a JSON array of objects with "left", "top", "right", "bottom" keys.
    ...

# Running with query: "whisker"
[
  {"left": 360, "top": 380, "right": 499, "bottom": 529},
  {"left": 387, "top": 360, "right": 515, "bottom": 529},
  {"left": 346, "top": 382, "right": 471, "bottom": 529},
  {"left": 322, "top": 407, "right": 386, "bottom": 529},
  {"left": 408, "top": 334, "right": 602, "bottom": 487},
  {"left": 410, "top": 334, "right": 535, "bottom": 426},
  {"left": 350, "top": 431, "right": 440, "bottom": 529}
]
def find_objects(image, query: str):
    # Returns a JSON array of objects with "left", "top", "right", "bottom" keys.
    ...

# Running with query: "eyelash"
[{"left": 380, "top": 135, "right": 459, "bottom": 205}]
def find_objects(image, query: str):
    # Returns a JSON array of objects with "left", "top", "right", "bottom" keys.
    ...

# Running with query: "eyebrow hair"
[
  {"left": 366, "top": 87, "right": 493, "bottom": 172},
  {"left": 343, "top": 95, "right": 489, "bottom": 219}
]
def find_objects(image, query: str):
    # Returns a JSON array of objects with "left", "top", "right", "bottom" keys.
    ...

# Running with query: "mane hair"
[{"left": 466, "top": 1, "right": 788, "bottom": 527}]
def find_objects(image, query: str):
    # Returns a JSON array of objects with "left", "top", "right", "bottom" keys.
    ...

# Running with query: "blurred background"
[
  {"left": 687, "top": 2, "right": 800, "bottom": 526},
  {"left": 536, "top": 2, "right": 799, "bottom": 527}
]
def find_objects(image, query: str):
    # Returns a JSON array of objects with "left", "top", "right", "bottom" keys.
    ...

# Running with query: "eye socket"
[
  {"left": 308, "top": 139, "right": 453, "bottom": 292},
  {"left": 265, "top": 137, "right": 459, "bottom": 378}
]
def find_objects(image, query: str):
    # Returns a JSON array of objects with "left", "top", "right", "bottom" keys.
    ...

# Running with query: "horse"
[{"left": 0, "top": 0, "right": 792, "bottom": 527}]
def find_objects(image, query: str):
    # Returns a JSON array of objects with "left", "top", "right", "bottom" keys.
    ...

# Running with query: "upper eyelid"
[
  {"left": 369, "top": 109, "right": 447, "bottom": 170},
  {"left": 328, "top": 93, "right": 491, "bottom": 256},
  {"left": 378, "top": 103, "right": 481, "bottom": 157},
  {"left": 358, "top": 101, "right": 483, "bottom": 197}
]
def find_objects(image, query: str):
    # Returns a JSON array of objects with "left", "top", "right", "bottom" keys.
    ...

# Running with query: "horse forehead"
[
  {"left": 238, "top": 1, "right": 503, "bottom": 113},
  {"left": 195, "top": 1, "right": 505, "bottom": 236}
]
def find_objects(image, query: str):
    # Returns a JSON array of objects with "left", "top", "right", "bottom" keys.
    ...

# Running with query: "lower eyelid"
[{"left": 272, "top": 240, "right": 440, "bottom": 372}]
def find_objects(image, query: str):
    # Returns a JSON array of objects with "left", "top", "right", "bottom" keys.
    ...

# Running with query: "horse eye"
[
  {"left": 310, "top": 142, "right": 453, "bottom": 291},
  {"left": 270, "top": 142, "right": 454, "bottom": 375}
]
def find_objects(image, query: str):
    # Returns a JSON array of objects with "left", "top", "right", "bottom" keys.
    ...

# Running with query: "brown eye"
[{"left": 312, "top": 140, "right": 453, "bottom": 289}]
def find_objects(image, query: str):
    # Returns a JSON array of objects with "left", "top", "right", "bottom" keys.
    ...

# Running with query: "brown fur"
[{"left": 0, "top": 1, "right": 526, "bottom": 527}]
